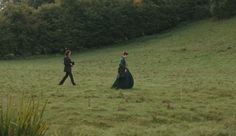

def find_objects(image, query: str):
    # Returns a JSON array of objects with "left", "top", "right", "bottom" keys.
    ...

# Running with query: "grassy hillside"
[{"left": 0, "top": 17, "right": 236, "bottom": 136}]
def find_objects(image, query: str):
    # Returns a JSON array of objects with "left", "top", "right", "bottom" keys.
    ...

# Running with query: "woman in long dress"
[{"left": 112, "top": 51, "right": 134, "bottom": 89}]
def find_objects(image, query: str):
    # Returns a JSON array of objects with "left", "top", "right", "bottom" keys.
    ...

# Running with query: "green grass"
[
  {"left": 0, "top": 96, "right": 48, "bottom": 136},
  {"left": 0, "top": 17, "right": 236, "bottom": 136}
]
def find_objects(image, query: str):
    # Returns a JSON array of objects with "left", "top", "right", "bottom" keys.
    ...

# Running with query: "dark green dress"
[{"left": 112, "top": 57, "right": 134, "bottom": 89}]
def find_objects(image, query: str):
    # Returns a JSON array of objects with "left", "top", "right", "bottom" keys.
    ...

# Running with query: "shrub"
[
  {"left": 210, "top": 0, "right": 236, "bottom": 19},
  {"left": 0, "top": 96, "right": 48, "bottom": 136},
  {"left": 0, "top": 0, "right": 218, "bottom": 58}
]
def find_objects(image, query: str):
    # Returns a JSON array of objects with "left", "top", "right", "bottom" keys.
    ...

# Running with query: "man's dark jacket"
[{"left": 64, "top": 57, "right": 74, "bottom": 72}]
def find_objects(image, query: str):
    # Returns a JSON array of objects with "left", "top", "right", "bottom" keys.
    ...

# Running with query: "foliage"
[
  {"left": 210, "top": 0, "right": 236, "bottom": 19},
  {"left": 0, "top": 96, "right": 48, "bottom": 136},
  {"left": 0, "top": 0, "right": 234, "bottom": 58},
  {"left": 0, "top": 3, "right": 37, "bottom": 58}
]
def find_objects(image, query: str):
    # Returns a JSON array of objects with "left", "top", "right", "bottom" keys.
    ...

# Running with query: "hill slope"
[{"left": 0, "top": 17, "right": 236, "bottom": 136}]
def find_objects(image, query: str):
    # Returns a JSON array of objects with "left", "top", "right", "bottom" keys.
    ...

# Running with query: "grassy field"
[{"left": 0, "top": 17, "right": 236, "bottom": 136}]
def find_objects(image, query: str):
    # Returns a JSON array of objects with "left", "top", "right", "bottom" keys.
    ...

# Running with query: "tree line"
[{"left": 0, "top": 0, "right": 235, "bottom": 59}]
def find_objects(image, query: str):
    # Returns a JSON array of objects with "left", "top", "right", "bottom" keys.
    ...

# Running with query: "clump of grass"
[{"left": 0, "top": 96, "right": 48, "bottom": 136}]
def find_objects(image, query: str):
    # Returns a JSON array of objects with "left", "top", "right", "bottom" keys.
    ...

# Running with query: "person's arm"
[
  {"left": 120, "top": 58, "right": 126, "bottom": 67},
  {"left": 118, "top": 58, "right": 127, "bottom": 75},
  {"left": 121, "top": 58, "right": 127, "bottom": 72},
  {"left": 64, "top": 58, "right": 73, "bottom": 66},
  {"left": 69, "top": 59, "right": 75, "bottom": 66}
]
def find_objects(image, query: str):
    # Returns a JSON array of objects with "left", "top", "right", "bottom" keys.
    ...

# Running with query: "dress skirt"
[{"left": 112, "top": 69, "right": 134, "bottom": 89}]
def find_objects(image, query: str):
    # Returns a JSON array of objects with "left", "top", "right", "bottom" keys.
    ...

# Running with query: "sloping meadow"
[{"left": 0, "top": 16, "right": 235, "bottom": 135}]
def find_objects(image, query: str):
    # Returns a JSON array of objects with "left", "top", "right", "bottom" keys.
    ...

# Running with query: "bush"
[
  {"left": 0, "top": 0, "right": 214, "bottom": 58},
  {"left": 210, "top": 0, "right": 236, "bottom": 19},
  {"left": 0, "top": 3, "right": 37, "bottom": 57},
  {"left": 0, "top": 96, "right": 48, "bottom": 136}
]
